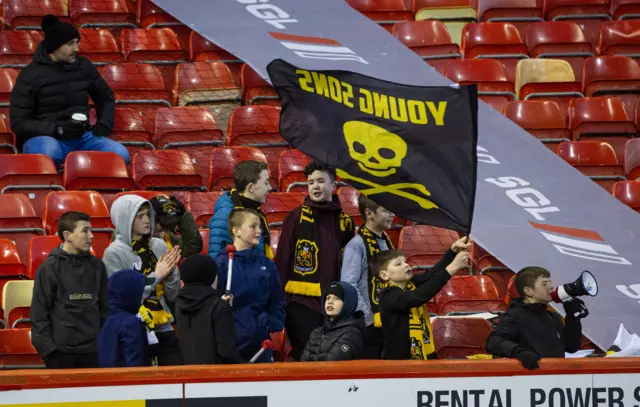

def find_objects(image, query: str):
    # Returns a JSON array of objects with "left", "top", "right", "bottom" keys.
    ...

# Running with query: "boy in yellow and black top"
[
  {"left": 150, "top": 195, "right": 202, "bottom": 258},
  {"left": 341, "top": 195, "right": 395, "bottom": 359},
  {"left": 103, "top": 195, "right": 183, "bottom": 366},
  {"left": 373, "top": 238, "right": 470, "bottom": 360},
  {"left": 275, "top": 161, "right": 354, "bottom": 361}
]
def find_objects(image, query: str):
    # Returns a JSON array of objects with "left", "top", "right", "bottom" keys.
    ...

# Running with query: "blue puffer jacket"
[
  {"left": 97, "top": 269, "right": 150, "bottom": 367},
  {"left": 208, "top": 192, "right": 266, "bottom": 259},
  {"left": 216, "top": 248, "right": 285, "bottom": 361}
]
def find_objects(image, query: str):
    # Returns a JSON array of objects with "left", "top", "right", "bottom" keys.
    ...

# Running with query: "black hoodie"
[
  {"left": 30, "top": 247, "right": 109, "bottom": 357},
  {"left": 175, "top": 284, "right": 242, "bottom": 364},
  {"left": 9, "top": 43, "right": 115, "bottom": 145},
  {"left": 485, "top": 299, "right": 582, "bottom": 358},
  {"left": 301, "top": 282, "right": 365, "bottom": 362}
]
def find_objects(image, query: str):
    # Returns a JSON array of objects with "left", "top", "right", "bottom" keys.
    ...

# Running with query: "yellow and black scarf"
[
  {"left": 132, "top": 237, "right": 172, "bottom": 327},
  {"left": 286, "top": 204, "right": 353, "bottom": 297},
  {"left": 229, "top": 189, "right": 273, "bottom": 259},
  {"left": 358, "top": 226, "right": 394, "bottom": 328}
]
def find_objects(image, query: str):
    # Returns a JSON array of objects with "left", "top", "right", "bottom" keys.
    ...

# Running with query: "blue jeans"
[{"left": 23, "top": 131, "right": 130, "bottom": 167}]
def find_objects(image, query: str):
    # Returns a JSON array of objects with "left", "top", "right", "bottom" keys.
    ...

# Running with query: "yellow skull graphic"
[{"left": 343, "top": 121, "right": 407, "bottom": 177}]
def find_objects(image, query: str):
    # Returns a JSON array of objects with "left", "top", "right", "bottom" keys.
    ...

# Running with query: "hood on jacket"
[
  {"left": 108, "top": 269, "right": 146, "bottom": 314},
  {"left": 177, "top": 284, "right": 218, "bottom": 316},
  {"left": 322, "top": 281, "right": 358, "bottom": 321},
  {"left": 110, "top": 195, "right": 156, "bottom": 245}
]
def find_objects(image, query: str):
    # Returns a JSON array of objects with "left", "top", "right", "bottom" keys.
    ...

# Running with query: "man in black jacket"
[
  {"left": 9, "top": 15, "right": 128, "bottom": 167},
  {"left": 486, "top": 266, "right": 585, "bottom": 370},
  {"left": 175, "top": 254, "right": 241, "bottom": 365},
  {"left": 30, "top": 211, "right": 109, "bottom": 369}
]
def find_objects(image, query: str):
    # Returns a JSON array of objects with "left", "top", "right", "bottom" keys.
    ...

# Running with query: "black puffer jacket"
[
  {"left": 301, "top": 282, "right": 365, "bottom": 362},
  {"left": 9, "top": 43, "right": 115, "bottom": 145}
]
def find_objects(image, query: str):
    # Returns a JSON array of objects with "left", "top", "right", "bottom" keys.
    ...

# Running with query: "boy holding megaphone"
[{"left": 486, "top": 267, "right": 595, "bottom": 370}]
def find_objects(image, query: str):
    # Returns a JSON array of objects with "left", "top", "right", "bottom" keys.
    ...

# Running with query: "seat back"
[
  {"left": 557, "top": 141, "right": 626, "bottom": 189},
  {"left": 347, "top": 0, "right": 414, "bottom": 29},
  {"left": 278, "top": 149, "right": 313, "bottom": 192},
  {"left": 3, "top": 0, "right": 69, "bottom": 29},
  {"left": 132, "top": 150, "right": 203, "bottom": 190},
  {"left": 435, "top": 275, "right": 501, "bottom": 304},
  {"left": 2, "top": 280, "right": 33, "bottom": 326},
  {"left": 70, "top": 0, "right": 135, "bottom": 28},
  {"left": 121, "top": 28, "right": 188, "bottom": 63},
  {"left": 598, "top": 20, "right": 640, "bottom": 58},
  {"left": 174, "top": 61, "right": 241, "bottom": 106},
  {"left": 101, "top": 63, "right": 171, "bottom": 108},
  {"left": 0, "top": 68, "right": 19, "bottom": 105},
  {"left": 185, "top": 192, "right": 224, "bottom": 228},
  {"left": 612, "top": 181, "right": 640, "bottom": 212},
  {"left": 0, "top": 31, "right": 43, "bottom": 68},
  {"left": 398, "top": 225, "right": 460, "bottom": 267},
  {"left": 462, "top": 22, "right": 529, "bottom": 57},
  {"left": 189, "top": 32, "right": 240, "bottom": 63},
  {"left": 262, "top": 192, "right": 307, "bottom": 227},
  {"left": 391, "top": 20, "right": 462, "bottom": 73},
  {"left": 153, "top": 106, "right": 224, "bottom": 150},
  {"left": 582, "top": 56, "right": 640, "bottom": 116},
  {"left": 0, "top": 238, "right": 28, "bottom": 278},
  {"left": 433, "top": 318, "right": 493, "bottom": 358},
  {"left": 0, "top": 193, "right": 44, "bottom": 230},
  {"left": 78, "top": 29, "right": 124, "bottom": 64},
  {"left": 241, "top": 64, "right": 279, "bottom": 105},
  {"left": 63, "top": 151, "right": 134, "bottom": 192},
  {"left": 626, "top": 138, "right": 640, "bottom": 179},
  {"left": 516, "top": 58, "right": 582, "bottom": 100},
  {"left": 504, "top": 100, "right": 570, "bottom": 148}
]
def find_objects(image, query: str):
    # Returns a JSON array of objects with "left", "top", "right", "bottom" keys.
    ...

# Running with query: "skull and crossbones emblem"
[{"left": 337, "top": 121, "right": 438, "bottom": 210}]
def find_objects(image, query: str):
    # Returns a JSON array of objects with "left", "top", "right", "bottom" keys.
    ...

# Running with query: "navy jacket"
[
  {"left": 216, "top": 248, "right": 285, "bottom": 359},
  {"left": 98, "top": 269, "right": 150, "bottom": 367}
]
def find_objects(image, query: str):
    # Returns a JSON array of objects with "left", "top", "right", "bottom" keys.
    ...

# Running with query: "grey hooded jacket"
[{"left": 102, "top": 195, "right": 180, "bottom": 332}]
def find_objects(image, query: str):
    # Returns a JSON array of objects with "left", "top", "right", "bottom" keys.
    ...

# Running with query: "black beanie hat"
[
  {"left": 324, "top": 282, "right": 345, "bottom": 302},
  {"left": 41, "top": 15, "right": 80, "bottom": 54},
  {"left": 179, "top": 254, "right": 217, "bottom": 286}
]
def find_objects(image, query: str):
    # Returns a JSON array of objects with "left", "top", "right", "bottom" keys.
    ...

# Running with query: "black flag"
[{"left": 267, "top": 59, "right": 478, "bottom": 233}]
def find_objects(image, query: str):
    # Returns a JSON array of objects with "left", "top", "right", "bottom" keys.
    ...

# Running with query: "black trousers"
[
  {"left": 150, "top": 330, "right": 183, "bottom": 366},
  {"left": 45, "top": 351, "right": 100, "bottom": 369},
  {"left": 362, "top": 325, "right": 384, "bottom": 359},
  {"left": 285, "top": 302, "right": 323, "bottom": 361}
]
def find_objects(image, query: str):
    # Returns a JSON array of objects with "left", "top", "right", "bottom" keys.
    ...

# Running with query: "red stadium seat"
[
  {"left": 132, "top": 150, "right": 203, "bottom": 191},
  {"left": 557, "top": 141, "right": 626, "bottom": 190},
  {"left": 28, "top": 235, "right": 62, "bottom": 277},
  {"left": 0, "top": 239, "right": 29, "bottom": 324},
  {"left": 153, "top": 107, "right": 224, "bottom": 152},
  {"left": 461, "top": 23, "right": 529, "bottom": 82},
  {"left": 102, "top": 108, "right": 155, "bottom": 158},
  {"left": 189, "top": 32, "right": 240, "bottom": 64},
  {"left": 278, "top": 149, "right": 312, "bottom": 192},
  {"left": 506, "top": 274, "right": 520, "bottom": 302},
  {"left": 0, "top": 116, "right": 17, "bottom": 154},
  {"left": 582, "top": 56, "right": 640, "bottom": 117},
  {"left": 136, "top": 0, "right": 181, "bottom": 29},
  {"left": 337, "top": 187, "right": 361, "bottom": 227},
  {"left": 208, "top": 146, "right": 268, "bottom": 191},
  {"left": 626, "top": 138, "right": 640, "bottom": 179},
  {"left": 478, "top": 0, "right": 544, "bottom": 40},
  {"left": 398, "top": 225, "right": 460, "bottom": 271},
  {"left": 504, "top": 100, "right": 570, "bottom": 150},
  {"left": 444, "top": 59, "right": 516, "bottom": 111},
  {"left": 185, "top": 191, "right": 224, "bottom": 228},
  {"left": 173, "top": 62, "right": 241, "bottom": 132},
  {"left": 569, "top": 97, "right": 637, "bottom": 164},
  {"left": 0, "top": 154, "right": 65, "bottom": 217},
  {"left": 435, "top": 275, "right": 506, "bottom": 315},
  {"left": 241, "top": 64, "right": 279, "bottom": 106},
  {"left": 543, "top": 0, "right": 611, "bottom": 50},
  {"left": 433, "top": 318, "right": 493, "bottom": 358},
  {"left": 42, "top": 191, "right": 113, "bottom": 258},
  {"left": 0, "top": 69, "right": 20, "bottom": 107},
  {"left": 198, "top": 228, "right": 209, "bottom": 256},
  {"left": 262, "top": 192, "right": 307, "bottom": 228},
  {"left": 390, "top": 21, "right": 462, "bottom": 74},
  {"left": 227, "top": 106, "right": 288, "bottom": 182},
  {"left": 525, "top": 22, "right": 594, "bottom": 78},
  {"left": 3, "top": 0, "right": 69, "bottom": 30},
  {"left": 101, "top": 63, "right": 172, "bottom": 109},
  {"left": 347, "top": 0, "right": 414, "bottom": 31},
  {"left": 121, "top": 28, "right": 188, "bottom": 63},
  {"left": 70, "top": 0, "right": 136, "bottom": 28},
  {"left": 78, "top": 29, "right": 124, "bottom": 65},
  {"left": 598, "top": 20, "right": 640, "bottom": 58},
  {"left": 0, "top": 329, "right": 43, "bottom": 368},
  {"left": 0, "top": 194, "right": 45, "bottom": 265},
  {"left": 612, "top": 180, "right": 640, "bottom": 212},
  {"left": 0, "top": 31, "right": 42, "bottom": 69},
  {"left": 610, "top": 0, "right": 640, "bottom": 19},
  {"left": 62, "top": 151, "right": 134, "bottom": 196}
]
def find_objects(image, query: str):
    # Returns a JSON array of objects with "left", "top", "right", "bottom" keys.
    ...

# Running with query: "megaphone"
[{"left": 551, "top": 270, "right": 598, "bottom": 303}]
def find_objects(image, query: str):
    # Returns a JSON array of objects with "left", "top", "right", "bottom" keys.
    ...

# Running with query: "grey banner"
[{"left": 153, "top": 0, "right": 640, "bottom": 349}]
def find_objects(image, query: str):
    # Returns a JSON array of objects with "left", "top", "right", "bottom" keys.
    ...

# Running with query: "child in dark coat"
[
  {"left": 301, "top": 281, "right": 365, "bottom": 362},
  {"left": 175, "top": 254, "right": 241, "bottom": 365},
  {"left": 216, "top": 208, "right": 286, "bottom": 363},
  {"left": 98, "top": 269, "right": 151, "bottom": 367}
]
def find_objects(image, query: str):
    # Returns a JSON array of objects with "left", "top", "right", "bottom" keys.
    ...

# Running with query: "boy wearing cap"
[
  {"left": 9, "top": 14, "right": 128, "bottom": 166},
  {"left": 175, "top": 255, "right": 241, "bottom": 365},
  {"left": 150, "top": 195, "right": 202, "bottom": 258},
  {"left": 301, "top": 282, "right": 365, "bottom": 362},
  {"left": 486, "top": 266, "right": 585, "bottom": 370}
]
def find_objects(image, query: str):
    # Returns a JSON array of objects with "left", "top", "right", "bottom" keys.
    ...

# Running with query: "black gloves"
[
  {"left": 53, "top": 121, "right": 86, "bottom": 140},
  {"left": 563, "top": 298, "right": 589, "bottom": 319},
  {"left": 514, "top": 347, "right": 540, "bottom": 370},
  {"left": 92, "top": 124, "right": 110, "bottom": 137},
  {"left": 169, "top": 196, "right": 186, "bottom": 217}
]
